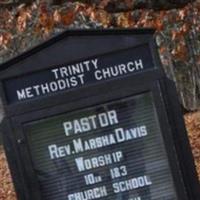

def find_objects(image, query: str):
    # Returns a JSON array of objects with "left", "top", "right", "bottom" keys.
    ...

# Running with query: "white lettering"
[
  {"left": 68, "top": 186, "right": 107, "bottom": 200},
  {"left": 17, "top": 89, "right": 26, "bottom": 100},
  {"left": 91, "top": 59, "right": 98, "bottom": 69},
  {"left": 75, "top": 151, "right": 123, "bottom": 172},
  {"left": 63, "top": 110, "right": 118, "bottom": 136},
  {"left": 113, "top": 175, "right": 152, "bottom": 193},
  {"left": 51, "top": 68, "right": 59, "bottom": 79}
]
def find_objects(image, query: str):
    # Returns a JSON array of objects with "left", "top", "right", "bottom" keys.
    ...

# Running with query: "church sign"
[
  {"left": 4, "top": 44, "right": 153, "bottom": 104},
  {"left": 0, "top": 29, "right": 199, "bottom": 200}
]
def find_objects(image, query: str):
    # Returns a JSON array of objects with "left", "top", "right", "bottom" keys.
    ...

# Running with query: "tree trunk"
[
  {"left": 69, "top": 0, "right": 195, "bottom": 12},
  {"left": 1, "top": 0, "right": 194, "bottom": 10}
]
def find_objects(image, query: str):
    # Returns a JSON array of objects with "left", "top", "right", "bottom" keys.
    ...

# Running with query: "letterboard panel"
[
  {"left": 3, "top": 44, "right": 154, "bottom": 104},
  {"left": 23, "top": 92, "right": 178, "bottom": 200}
]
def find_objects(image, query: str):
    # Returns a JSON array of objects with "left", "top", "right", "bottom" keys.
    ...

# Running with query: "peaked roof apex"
[{"left": 0, "top": 28, "right": 155, "bottom": 71}]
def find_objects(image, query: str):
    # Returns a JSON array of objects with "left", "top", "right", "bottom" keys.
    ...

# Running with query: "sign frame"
[
  {"left": 2, "top": 77, "right": 198, "bottom": 200},
  {"left": 0, "top": 29, "right": 199, "bottom": 200}
]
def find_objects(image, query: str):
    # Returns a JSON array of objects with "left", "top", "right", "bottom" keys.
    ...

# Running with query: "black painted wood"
[{"left": 0, "top": 29, "right": 199, "bottom": 200}]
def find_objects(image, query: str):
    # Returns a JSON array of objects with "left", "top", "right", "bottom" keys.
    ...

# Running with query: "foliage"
[
  {"left": 185, "top": 111, "right": 200, "bottom": 180},
  {"left": 0, "top": 147, "right": 16, "bottom": 200},
  {"left": 0, "top": 1, "right": 199, "bottom": 61}
]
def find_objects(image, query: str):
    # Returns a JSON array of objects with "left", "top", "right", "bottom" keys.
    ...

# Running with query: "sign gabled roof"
[{"left": 0, "top": 28, "right": 155, "bottom": 72}]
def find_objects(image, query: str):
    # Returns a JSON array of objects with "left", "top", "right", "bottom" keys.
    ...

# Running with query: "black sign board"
[
  {"left": 4, "top": 44, "right": 154, "bottom": 104},
  {"left": 24, "top": 92, "right": 178, "bottom": 200},
  {"left": 0, "top": 29, "right": 199, "bottom": 200}
]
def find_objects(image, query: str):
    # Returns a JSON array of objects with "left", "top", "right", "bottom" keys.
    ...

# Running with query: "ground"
[
  {"left": 0, "top": 112, "right": 199, "bottom": 200},
  {"left": 184, "top": 111, "right": 200, "bottom": 179}
]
